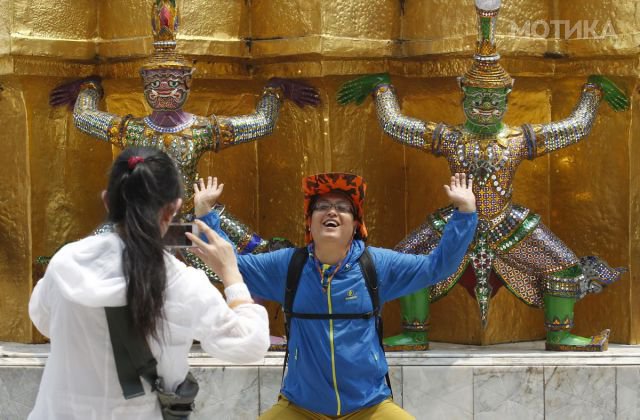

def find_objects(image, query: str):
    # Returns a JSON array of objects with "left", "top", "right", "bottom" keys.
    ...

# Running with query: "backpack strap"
[
  {"left": 281, "top": 247, "right": 309, "bottom": 386},
  {"left": 283, "top": 247, "right": 377, "bottom": 321},
  {"left": 358, "top": 248, "right": 379, "bottom": 317},
  {"left": 358, "top": 249, "right": 392, "bottom": 396},
  {"left": 286, "top": 312, "right": 376, "bottom": 319},
  {"left": 105, "top": 306, "right": 159, "bottom": 399},
  {"left": 284, "top": 247, "right": 310, "bottom": 338}
]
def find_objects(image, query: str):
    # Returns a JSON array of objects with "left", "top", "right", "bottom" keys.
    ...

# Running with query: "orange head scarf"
[{"left": 302, "top": 172, "right": 367, "bottom": 243}]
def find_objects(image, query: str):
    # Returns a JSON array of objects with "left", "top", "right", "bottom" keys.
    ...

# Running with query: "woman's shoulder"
[
  {"left": 43, "top": 233, "right": 128, "bottom": 307},
  {"left": 48, "top": 233, "right": 122, "bottom": 269},
  {"left": 163, "top": 253, "right": 214, "bottom": 295}
]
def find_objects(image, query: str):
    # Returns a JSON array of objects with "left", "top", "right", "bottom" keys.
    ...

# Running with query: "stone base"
[{"left": 2, "top": 341, "right": 640, "bottom": 419}]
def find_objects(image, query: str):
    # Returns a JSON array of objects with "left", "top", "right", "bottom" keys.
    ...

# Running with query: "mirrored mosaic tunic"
[
  {"left": 73, "top": 83, "right": 283, "bottom": 217},
  {"left": 373, "top": 83, "right": 622, "bottom": 310}
]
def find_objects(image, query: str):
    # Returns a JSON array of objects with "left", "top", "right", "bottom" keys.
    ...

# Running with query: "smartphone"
[{"left": 163, "top": 223, "right": 199, "bottom": 248}]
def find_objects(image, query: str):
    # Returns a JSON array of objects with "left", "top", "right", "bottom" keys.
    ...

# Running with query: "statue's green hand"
[
  {"left": 337, "top": 73, "right": 391, "bottom": 106},
  {"left": 588, "top": 75, "right": 630, "bottom": 112}
]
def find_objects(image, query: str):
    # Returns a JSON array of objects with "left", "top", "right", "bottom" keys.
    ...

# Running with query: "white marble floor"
[{"left": 3, "top": 341, "right": 640, "bottom": 419}]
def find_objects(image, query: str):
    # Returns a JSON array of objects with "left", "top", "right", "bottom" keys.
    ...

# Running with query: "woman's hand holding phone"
[{"left": 186, "top": 220, "right": 243, "bottom": 289}]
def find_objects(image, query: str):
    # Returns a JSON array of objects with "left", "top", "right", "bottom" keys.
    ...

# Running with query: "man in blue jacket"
[{"left": 191, "top": 172, "right": 477, "bottom": 419}]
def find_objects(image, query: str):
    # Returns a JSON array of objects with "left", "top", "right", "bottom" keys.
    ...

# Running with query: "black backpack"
[{"left": 282, "top": 247, "right": 392, "bottom": 394}]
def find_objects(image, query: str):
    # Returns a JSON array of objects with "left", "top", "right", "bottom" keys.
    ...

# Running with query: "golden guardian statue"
[{"left": 338, "top": 0, "right": 629, "bottom": 352}]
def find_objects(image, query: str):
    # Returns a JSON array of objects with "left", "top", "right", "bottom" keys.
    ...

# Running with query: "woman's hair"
[{"left": 105, "top": 147, "right": 183, "bottom": 340}]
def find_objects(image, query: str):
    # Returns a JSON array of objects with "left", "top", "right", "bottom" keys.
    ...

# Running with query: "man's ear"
[{"left": 101, "top": 190, "right": 108, "bottom": 212}]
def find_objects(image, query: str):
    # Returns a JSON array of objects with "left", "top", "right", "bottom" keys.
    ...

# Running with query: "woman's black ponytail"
[{"left": 105, "top": 147, "right": 183, "bottom": 340}]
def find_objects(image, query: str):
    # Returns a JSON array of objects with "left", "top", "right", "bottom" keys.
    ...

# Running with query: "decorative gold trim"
[
  {"left": 544, "top": 316, "right": 574, "bottom": 331},
  {"left": 262, "top": 86, "right": 285, "bottom": 103},
  {"left": 402, "top": 320, "right": 431, "bottom": 332},
  {"left": 217, "top": 118, "right": 236, "bottom": 150}
]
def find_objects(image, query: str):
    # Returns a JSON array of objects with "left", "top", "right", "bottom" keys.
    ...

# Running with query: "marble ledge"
[{"left": 3, "top": 341, "right": 640, "bottom": 368}]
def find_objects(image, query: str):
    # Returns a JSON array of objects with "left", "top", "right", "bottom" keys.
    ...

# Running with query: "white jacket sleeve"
[
  {"left": 29, "top": 276, "right": 51, "bottom": 338},
  {"left": 187, "top": 270, "right": 270, "bottom": 363}
]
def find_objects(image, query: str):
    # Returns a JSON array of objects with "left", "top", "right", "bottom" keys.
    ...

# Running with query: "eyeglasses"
[{"left": 312, "top": 201, "right": 353, "bottom": 213}]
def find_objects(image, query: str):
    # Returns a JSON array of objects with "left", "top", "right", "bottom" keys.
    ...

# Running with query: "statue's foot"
[
  {"left": 383, "top": 331, "right": 429, "bottom": 352},
  {"left": 545, "top": 329, "right": 610, "bottom": 352},
  {"left": 268, "top": 335, "right": 287, "bottom": 352}
]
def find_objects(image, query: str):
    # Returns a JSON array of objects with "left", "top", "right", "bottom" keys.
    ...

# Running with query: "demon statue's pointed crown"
[
  {"left": 460, "top": 0, "right": 513, "bottom": 89},
  {"left": 140, "top": 0, "right": 192, "bottom": 72}
]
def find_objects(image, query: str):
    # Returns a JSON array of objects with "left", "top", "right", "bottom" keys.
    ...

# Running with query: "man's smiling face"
[{"left": 309, "top": 192, "right": 356, "bottom": 246}]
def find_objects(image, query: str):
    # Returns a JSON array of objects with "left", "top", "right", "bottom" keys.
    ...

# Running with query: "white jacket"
[{"left": 28, "top": 232, "right": 270, "bottom": 420}]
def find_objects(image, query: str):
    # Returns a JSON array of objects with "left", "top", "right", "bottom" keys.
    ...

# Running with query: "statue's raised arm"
[
  {"left": 523, "top": 75, "right": 629, "bottom": 158},
  {"left": 215, "top": 77, "right": 319, "bottom": 151},
  {"left": 338, "top": 73, "right": 445, "bottom": 155},
  {"left": 50, "top": 76, "right": 125, "bottom": 146}
]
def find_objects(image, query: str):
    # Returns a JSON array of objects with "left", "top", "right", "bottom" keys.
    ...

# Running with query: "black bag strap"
[
  {"left": 358, "top": 248, "right": 379, "bottom": 316},
  {"left": 105, "top": 306, "right": 159, "bottom": 399},
  {"left": 358, "top": 250, "right": 392, "bottom": 395},
  {"left": 281, "top": 247, "right": 392, "bottom": 395},
  {"left": 281, "top": 247, "right": 309, "bottom": 385},
  {"left": 284, "top": 247, "right": 309, "bottom": 333}
]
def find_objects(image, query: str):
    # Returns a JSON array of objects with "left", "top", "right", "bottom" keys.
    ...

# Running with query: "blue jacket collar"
[{"left": 307, "top": 240, "right": 366, "bottom": 271}]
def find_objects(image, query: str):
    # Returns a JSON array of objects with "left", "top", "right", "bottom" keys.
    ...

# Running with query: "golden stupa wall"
[{"left": 1, "top": 0, "right": 638, "bottom": 345}]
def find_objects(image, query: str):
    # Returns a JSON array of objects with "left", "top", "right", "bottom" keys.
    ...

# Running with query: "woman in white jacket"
[{"left": 28, "top": 147, "right": 270, "bottom": 419}]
